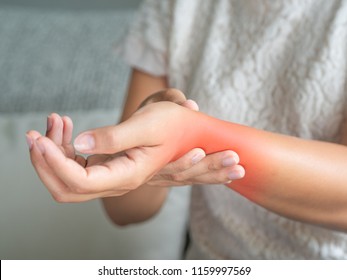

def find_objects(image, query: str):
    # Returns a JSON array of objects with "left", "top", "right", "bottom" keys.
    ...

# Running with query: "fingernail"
[
  {"left": 222, "top": 157, "right": 236, "bottom": 167},
  {"left": 74, "top": 134, "right": 95, "bottom": 152},
  {"left": 192, "top": 153, "right": 204, "bottom": 164},
  {"left": 228, "top": 170, "right": 243, "bottom": 180},
  {"left": 26, "top": 134, "right": 33, "bottom": 150},
  {"left": 47, "top": 116, "right": 53, "bottom": 132}
]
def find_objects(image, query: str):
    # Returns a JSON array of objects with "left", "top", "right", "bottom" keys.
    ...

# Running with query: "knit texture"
[{"left": 119, "top": 0, "right": 347, "bottom": 259}]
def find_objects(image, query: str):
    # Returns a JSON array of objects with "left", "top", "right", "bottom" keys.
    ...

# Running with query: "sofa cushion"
[{"left": 0, "top": 6, "right": 132, "bottom": 113}]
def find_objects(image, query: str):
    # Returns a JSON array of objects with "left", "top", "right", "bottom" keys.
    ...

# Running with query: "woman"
[{"left": 27, "top": 0, "right": 347, "bottom": 259}]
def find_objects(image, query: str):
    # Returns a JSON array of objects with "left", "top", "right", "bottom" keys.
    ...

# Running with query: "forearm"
[
  {"left": 185, "top": 112, "right": 347, "bottom": 231},
  {"left": 102, "top": 186, "right": 169, "bottom": 226},
  {"left": 101, "top": 69, "right": 169, "bottom": 226},
  {"left": 103, "top": 101, "right": 347, "bottom": 230}
]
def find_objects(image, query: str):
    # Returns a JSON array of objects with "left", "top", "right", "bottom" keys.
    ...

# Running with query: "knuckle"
[
  {"left": 166, "top": 161, "right": 186, "bottom": 174},
  {"left": 177, "top": 160, "right": 194, "bottom": 172},
  {"left": 164, "top": 88, "right": 186, "bottom": 102},
  {"left": 165, "top": 87, "right": 183, "bottom": 96},
  {"left": 51, "top": 192, "right": 68, "bottom": 203},
  {"left": 159, "top": 173, "right": 174, "bottom": 182},
  {"left": 140, "top": 88, "right": 185, "bottom": 108},
  {"left": 170, "top": 173, "right": 180, "bottom": 182},
  {"left": 103, "top": 129, "right": 119, "bottom": 149},
  {"left": 171, "top": 172, "right": 185, "bottom": 182},
  {"left": 71, "top": 183, "right": 89, "bottom": 194},
  {"left": 207, "top": 161, "right": 218, "bottom": 171}
]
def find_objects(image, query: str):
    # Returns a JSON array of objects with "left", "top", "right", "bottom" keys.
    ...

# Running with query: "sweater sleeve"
[{"left": 115, "top": 0, "right": 172, "bottom": 77}]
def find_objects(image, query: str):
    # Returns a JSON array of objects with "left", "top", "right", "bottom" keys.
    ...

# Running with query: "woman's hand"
[
  {"left": 26, "top": 113, "right": 132, "bottom": 202},
  {"left": 27, "top": 90, "right": 244, "bottom": 203},
  {"left": 124, "top": 89, "right": 244, "bottom": 187},
  {"left": 77, "top": 89, "right": 245, "bottom": 187}
]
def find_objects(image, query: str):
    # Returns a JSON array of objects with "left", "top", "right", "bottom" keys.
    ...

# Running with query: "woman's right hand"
[
  {"left": 83, "top": 89, "right": 244, "bottom": 189},
  {"left": 27, "top": 89, "right": 244, "bottom": 203},
  {"left": 129, "top": 89, "right": 244, "bottom": 187}
]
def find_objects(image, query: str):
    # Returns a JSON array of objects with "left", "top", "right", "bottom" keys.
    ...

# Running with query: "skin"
[
  {"left": 27, "top": 69, "right": 347, "bottom": 232},
  {"left": 27, "top": 69, "right": 242, "bottom": 225}
]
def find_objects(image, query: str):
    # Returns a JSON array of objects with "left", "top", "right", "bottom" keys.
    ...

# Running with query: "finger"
[
  {"left": 192, "top": 164, "right": 245, "bottom": 184},
  {"left": 150, "top": 150, "right": 238, "bottom": 186},
  {"left": 31, "top": 141, "right": 119, "bottom": 201},
  {"left": 27, "top": 130, "right": 42, "bottom": 140},
  {"left": 29, "top": 134, "right": 115, "bottom": 202},
  {"left": 139, "top": 88, "right": 187, "bottom": 108},
  {"left": 152, "top": 164, "right": 245, "bottom": 186},
  {"left": 75, "top": 155, "right": 87, "bottom": 167},
  {"left": 35, "top": 136, "right": 90, "bottom": 192},
  {"left": 61, "top": 115, "right": 75, "bottom": 159},
  {"left": 146, "top": 177, "right": 188, "bottom": 187},
  {"left": 160, "top": 148, "right": 206, "bottom": 174},
  {"left": 74, "top": 101, "right": 191, "bottom": 155},
  {"left": 73, "top": 113, "right": 158, "bottom": 154},
  {"left": 38, "top": 136, "right": 159, "bottom": 194},
  {"left": 140, "top": 89, "right": 199, "bottom": 111},
  {"left": 62, "top": 116, "right": 73, "bottom": 146},
  {"left": 86, "top": 154, "right": 113, "bottom": 166},
  {"left": 181, "top": 99, "right": 199, "bottom": 111},
  {"left": 165, "top": 150, "right": 239, "bottom": 177},
  {"left": 151, "top": 165, "right": 245, "bottom": 187},
  {"left": 29, "top": 136, "right": 71, "bottom": 200},
  {"left": 46, "top": 113, "right": 64, "bottom": 146},
  {"left": 26, "top": 130, "right": 39, "bottom": 151}
]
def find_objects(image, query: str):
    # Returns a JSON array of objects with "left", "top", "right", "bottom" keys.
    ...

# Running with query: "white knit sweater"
[{"left": 120, "top": 0, "right": 347, "bottom": 259}]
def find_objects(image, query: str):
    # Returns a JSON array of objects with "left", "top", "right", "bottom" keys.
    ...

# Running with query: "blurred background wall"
[
  {"left": 0, "top": 0, "right": 143, "bottom": 10},
  {"left": 0, "top": 0, "right": 191, "bottom": 259}
]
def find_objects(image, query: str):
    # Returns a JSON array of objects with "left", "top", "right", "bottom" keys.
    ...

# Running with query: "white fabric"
[{"left": 118, "top": 0, "right": 347, "bottom": 259}]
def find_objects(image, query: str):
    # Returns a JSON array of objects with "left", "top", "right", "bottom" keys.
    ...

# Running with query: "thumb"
[{"left": 73, "top": 118, "right": 155, "bottom": 154}]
